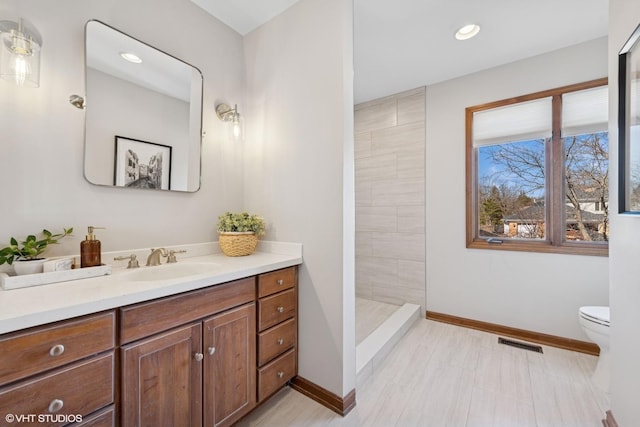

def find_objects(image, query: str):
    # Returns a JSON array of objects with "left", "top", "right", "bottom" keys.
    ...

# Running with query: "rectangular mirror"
[
  {"left": 84, "top": 20, "right": 203, "bottom": 192},
  {"left": 618, "top": 22, "right": 640, "bottom": 213}
]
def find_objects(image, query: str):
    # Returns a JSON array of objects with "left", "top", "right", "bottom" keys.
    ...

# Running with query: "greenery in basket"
[
  {"left": 217, "top": 212, "right": 265, "bottom": 236},
  {"left": 0, "top": 228, "right": 73, "bottom": 265}
]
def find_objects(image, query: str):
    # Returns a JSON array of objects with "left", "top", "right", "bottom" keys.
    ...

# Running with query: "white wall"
[
  {"left": 243, "top": 0, "right": 356, "bottom": 398},
  {"left": 609, "top": 0, "right": 640, "bottom": 424},
  {"left": 0, "top": 0, "right": 245, "bottom": 263},
  {"left": 426, "top": 37, "right": 610, "bottom": 341}
]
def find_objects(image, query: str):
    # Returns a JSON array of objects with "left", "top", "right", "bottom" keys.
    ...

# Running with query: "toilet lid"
[{"left": 580, "top": 306, "right": 610, "bottom": 326}]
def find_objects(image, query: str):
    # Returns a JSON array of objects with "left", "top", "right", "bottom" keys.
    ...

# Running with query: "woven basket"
[{"left": 218, "top": 232, "right": 258, "bottom": 257}]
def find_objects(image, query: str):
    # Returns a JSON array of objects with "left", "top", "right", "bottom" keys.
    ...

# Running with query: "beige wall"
[
  {"left": 425, "top": 38, "right": 609, "bottom": 341},
  {"left": 0, "top": 0, "right": 245, "bottom": 267},
  {"left": 354, "top": 87, "right": 426, "bottom": 309},
  {"left": 243, "top": 0, "right": 356, "bottom": 397}
]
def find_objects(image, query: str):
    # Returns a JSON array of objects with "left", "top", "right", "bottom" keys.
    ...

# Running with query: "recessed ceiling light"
[
  {"left": 119, "top": 52, "right": 142, "bottom": 63},
  {"left": 455, "top": 24, "right": 480, "bottom": 41}
]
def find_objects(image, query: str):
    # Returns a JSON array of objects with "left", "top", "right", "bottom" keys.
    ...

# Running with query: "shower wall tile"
[
  {"left": 356, "top": 232, "right": 373, "bottom": 257},
  {"left": 355, "top": 132, "right": 372, "bottom": 158},
  {"left": 356, "top": 206, "right": 398, "bottom": 232},
  {"left": 398, "top": 205, "right": 425, "bottom": 233},
  {"left": 355, "top": 87, "right": 426, "bottom": 309},
  {"left": 371, "top": 122, "right": 424, "bottom": 155},
  {"left": 357, "top": 256, "right": 399, "bottom": 284},
  {"left": 397, "top": 260, "right": 426, "bottom": 289},
  {"left": 371, "top": 232, "right": 425, "bottom": 262},
  {"left": 372, "top": 177, "right": 424, "bottom": 206},
  {"left": 356, "top": 182, "right": 372, "bottom": 206},
  {"left": 372, "top": 283, "right": 425, "bottom": 308},
  {"left": 355, "top": 99, "right": 397, "bottom": 133},
  {"left": 355, "top": 153, "right": 397, "bottom": 183},
  {"left": 398, "top": 90, "right": 426, "bottom": 125}
]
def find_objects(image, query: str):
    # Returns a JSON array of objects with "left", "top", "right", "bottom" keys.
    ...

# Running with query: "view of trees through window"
[
  {"left": 478, "top": 132, "right": 609, "bottom": 242},
  {"left": 467, "top": 79, "right": 609, "bottom": 254},
  {"left": 478, "top": 132, "right": 609, "bottom": 241}
]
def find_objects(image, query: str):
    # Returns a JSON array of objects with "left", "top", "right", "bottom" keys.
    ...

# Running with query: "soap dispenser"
[{"left": 81, "top": 226, "right": 104, "bottom": 268}]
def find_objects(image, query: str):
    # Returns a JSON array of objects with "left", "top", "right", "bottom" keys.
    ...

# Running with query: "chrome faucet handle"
[
  {"left": 167, "top": 249, "right": 187, "bottom": 263},
  {"left": 114, "top": 254, "right": 140, "bottom": 269}
]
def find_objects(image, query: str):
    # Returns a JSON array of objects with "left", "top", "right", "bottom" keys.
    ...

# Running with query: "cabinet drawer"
[
  {"left": 120, "top": 277, "right": 255, "bottom": 344},
  {"left": 0, "top": 311, "right": 115, "bottom": 385},
  {"left": 257, "top": 349, "right": 296, "bottom": 402},
  {"left": 71, "top": 406, "right": 115, "bottom": 427},
  {"left": 258, "top": 318, "right": 296, "bottom": 366},
  {"left": 0, "top": 353, "right": 114, "bottom": 426},
  {"left": 258, "top": 267, "right": 296, "bottom": 298},
  {"left": 258, "top": 289, "right": 296, "bottom": 331}
]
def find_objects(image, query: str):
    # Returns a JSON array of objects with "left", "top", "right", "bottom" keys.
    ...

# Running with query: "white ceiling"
[{"left": 191, "top": 0, "right": 609, "bottom": 104}]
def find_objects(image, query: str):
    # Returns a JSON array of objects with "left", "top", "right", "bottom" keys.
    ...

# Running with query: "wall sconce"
[
  {"left": 69, "top": 94, "right": 86, "bottom": 109},
  {"left": 0, "top": 18, "right": 42, "bottom": 87},
  {"left": 216, "top": 103, "right": 242, "bottom": 139}
]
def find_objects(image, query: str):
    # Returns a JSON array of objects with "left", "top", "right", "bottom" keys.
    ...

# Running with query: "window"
[{"left": 466, "top": 78, "right": 608, "bottom": 256}]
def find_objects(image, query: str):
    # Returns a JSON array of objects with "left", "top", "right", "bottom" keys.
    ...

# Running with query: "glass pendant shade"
[{"left": 0, "top": 18, "right": 42, "bottom": 87}]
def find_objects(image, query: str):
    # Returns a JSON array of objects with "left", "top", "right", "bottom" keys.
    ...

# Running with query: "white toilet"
[{"left": 578, "top": 306, "right": 610, "bottom": 392}]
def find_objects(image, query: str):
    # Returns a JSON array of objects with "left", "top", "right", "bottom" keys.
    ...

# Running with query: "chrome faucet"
[{"left": 146, "top": 248, "right": 168, "bottom": 266}]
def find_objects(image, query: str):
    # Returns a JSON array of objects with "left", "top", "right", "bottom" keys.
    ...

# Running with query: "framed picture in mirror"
[
  {"left": 618, "top": 22, "right": 640, "bottom": 213},
  {"left": 114, "top": 136, "right": 172, "bottom": 190}
]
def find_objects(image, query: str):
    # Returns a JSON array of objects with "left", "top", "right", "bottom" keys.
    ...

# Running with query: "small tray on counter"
[{"left": 0, "top": 265, "right": 112, "bottom": 291}]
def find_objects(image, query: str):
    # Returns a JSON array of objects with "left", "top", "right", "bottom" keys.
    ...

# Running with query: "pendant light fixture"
[{"left": 0, "top": 18, "right": 42, "bottom": 87}]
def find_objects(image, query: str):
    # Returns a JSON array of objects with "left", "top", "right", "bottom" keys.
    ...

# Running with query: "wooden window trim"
[{"left": 465, "top": 78, "right": 609, "bottom": 257}]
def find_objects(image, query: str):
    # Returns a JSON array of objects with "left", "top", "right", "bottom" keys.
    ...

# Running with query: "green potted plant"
[
  {"left": 0, "top": 228, "right": 73, "bottom": 275},
  {"left": 216, "top": 212, "right": 265, "bottom": 256}
]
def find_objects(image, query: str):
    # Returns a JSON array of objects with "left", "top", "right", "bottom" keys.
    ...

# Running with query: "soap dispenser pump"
[{"left": 81, "top": 226, "right": 105, "bottom": 268}]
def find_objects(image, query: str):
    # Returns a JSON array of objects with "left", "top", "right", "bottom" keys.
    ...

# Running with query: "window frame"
[{"left": 465, "top": 78, "right": 609, "bottom": 257}]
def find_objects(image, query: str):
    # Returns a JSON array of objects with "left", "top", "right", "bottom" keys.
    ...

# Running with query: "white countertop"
[{"left": 0, "top": 241, "right": 302, "bottom": 335}]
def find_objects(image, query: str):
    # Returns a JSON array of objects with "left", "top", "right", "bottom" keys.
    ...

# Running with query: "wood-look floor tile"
[{"left": 239, "top": 319, "right": 609, "bottom": 427}]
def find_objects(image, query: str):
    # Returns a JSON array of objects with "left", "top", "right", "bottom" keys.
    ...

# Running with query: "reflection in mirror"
[{"left": 83, "top": 20, "right": 203, "bottom": 192}]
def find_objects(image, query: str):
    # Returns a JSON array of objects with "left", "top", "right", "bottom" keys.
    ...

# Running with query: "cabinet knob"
[
  {"left": 194, "top": 352, "right": 204, "bottom": 362},
  {"left": 277, "top": 371, "right": 284, "bottom": 379},
  {"left": 277, "top": 279, "right": 284, "bottom": 285},
  {"left": 208, "top": 347, "right": 216, "bottom": 355},
  {"left": 48, "top": 399, "right": 64, "bottom": 413},
  {"left": 277, "top": 338, "right": 284, "bottom": 346},
  {"left": 49, "top": 344, "right": 65, "bottom": 357},
  {"left": 277, "top": 306, "right": 285, "bottom": 313}
]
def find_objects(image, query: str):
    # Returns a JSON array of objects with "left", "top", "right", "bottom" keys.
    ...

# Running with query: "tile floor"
[{"left": 239, "top": 318, "right": 609, "bottom": 427}]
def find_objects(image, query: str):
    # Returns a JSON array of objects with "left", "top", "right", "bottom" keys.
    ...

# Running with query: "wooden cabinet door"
[
  {"left": 203, "top": 303, "right": 256, "bottom": 427},
  {"left": 121, "top": 323, "right": 202, "bottom": 427}
]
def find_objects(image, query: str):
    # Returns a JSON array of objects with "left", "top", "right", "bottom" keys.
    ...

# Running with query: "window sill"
[{"left": 467, "top": 238, "right": 608, "bottom": 257}]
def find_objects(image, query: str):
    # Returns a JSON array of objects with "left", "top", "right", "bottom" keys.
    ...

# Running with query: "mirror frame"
[
  {"left": 83, "top": 20, "right": 204, "bottom": 193},
  {"left": 618, "top": 22, "right": 640, "bottom": 214}
]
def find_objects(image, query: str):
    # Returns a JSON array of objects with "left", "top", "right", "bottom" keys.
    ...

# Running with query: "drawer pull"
[
  {"left": 49, "top": 344, "right": 65, "bottom": 357},
  {"left": 194, "top": 352, "right": 204, "bottom": 362},
  {"left": 208, "top": 346, "right": 216, "bottom": 355},
  {"left": 277, "top": 306, "right": 285, "bottom": 313},
  {"left": 277, "top": 371, "right": 284, "bottom": 379},
  {"left": 48, "top": 399, "right": 64, "bottom": 413},
  {"left": 277, "top": 279, "right": 284, "bottom": 285},
  {"left": 277, "top": 338, "right": 284, "bottom": 346}
]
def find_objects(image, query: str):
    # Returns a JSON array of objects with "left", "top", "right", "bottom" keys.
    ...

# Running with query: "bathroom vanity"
[{"left": 0, "top": 244, "right": 301, "bottom": 426}]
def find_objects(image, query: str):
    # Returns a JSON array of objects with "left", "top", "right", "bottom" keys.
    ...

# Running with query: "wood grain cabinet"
[
  {"left": 0, "top": 312, "right": 116, "bottom": 427},
  {"left": 0, "top": 264, "right": 299, "bottom": 427},
  {"left": 256, "top": 267, "right": 298, "bottom": 402},
  {"left": 119, "top": 278, "right": 257, "bottom": 427},
  {"left": 204, "top": 303, "right": 256, "bottom": 427}
]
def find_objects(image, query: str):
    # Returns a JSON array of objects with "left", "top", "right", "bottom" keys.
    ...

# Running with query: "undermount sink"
[{"left": 123, "top": 263, "right": 218, "bottom": 282}]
